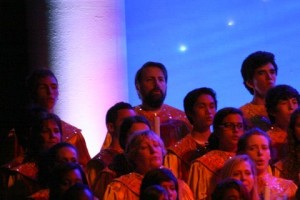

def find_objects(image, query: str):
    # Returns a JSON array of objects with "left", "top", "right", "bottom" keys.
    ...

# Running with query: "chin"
[{"left": 150, "top": 162, "right": 162, "bottom": 169}]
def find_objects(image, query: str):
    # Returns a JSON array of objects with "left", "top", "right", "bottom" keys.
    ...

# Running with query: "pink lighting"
[{"left": 48, "top": 0, "right": 127, "bottom": 156}]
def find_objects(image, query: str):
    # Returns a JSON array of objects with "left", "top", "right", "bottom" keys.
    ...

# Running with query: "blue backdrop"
[{"left": 125, "top": 0, "right": 300, "bottom": 110}]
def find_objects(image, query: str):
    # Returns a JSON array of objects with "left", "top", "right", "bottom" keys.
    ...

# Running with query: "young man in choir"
[
  {"left": 265, "top": 84, "right": 299, "bottom": 163},
  {"left": 164, "top": 87, "right": 217, "bottom": 182},
  {"left": 240, "top": 51, "right": 278, "bottom": 131},
  {"left": 87, "top": 102, "right": 136, "bottom": 190},
  {"left": 25, "top": 69, "right": 90, "bottom": 167}
]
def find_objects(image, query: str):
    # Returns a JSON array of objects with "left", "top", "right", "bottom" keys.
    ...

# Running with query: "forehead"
[
  {"left": 117, "top": 109, "right": 136, "bottom": 120},
  {"left": 235, "top": 160, "right": 251, "bottom": 170},
  {"left": 160, "top": 180, "right": 175, "bottom": 186},
  {"left": 247, "top": 134, "right": 268, "bottom": 145},
  {"left": 141, "top": 67, "right": 164, "bottom": 78},
  {"left": 58, "top": 146, "right": 77, "bottom": 155},
  {"left": 195, "top": 94, "right": 215, "bottom": 104},
  {"left": 222, "top": 113, "right": 243, "bottom": 122},
  {"left": 38, "top": 76, "right": 58, "bottom": 85},
  {"left": 254, "top": 62, "right": 275, "bottom": 72},
  {"left": 139, "top": 135, "right": 159, "bottom": 145},
  {"left": 42, "top": 119, "right": 59, "bottom": 127},
  {"left": 129, "top": 123, "right": 150, "bottom": 132}
]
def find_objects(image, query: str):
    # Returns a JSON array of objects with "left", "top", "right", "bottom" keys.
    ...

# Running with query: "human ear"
[
  {"left": 245, "top": 80, "right": 254, "bottom": 90},
  {"left": 106, "top": 123, "right": 115, "bottom": 134}
]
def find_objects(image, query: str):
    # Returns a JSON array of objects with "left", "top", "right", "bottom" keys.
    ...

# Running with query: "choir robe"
[
  {"left": 188, "top": 150, "right": 235, "bottom": 200},
  {"left": 164, "top": 134, "right": 209, "bottom": 182}
]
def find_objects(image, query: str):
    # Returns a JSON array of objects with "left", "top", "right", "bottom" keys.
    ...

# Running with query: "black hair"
[
  {"left": 184, "top": 87, "right": 217, "bottom": 124},
  {"left": 241, "top": 51, "right": 277, "bottom": 95}
]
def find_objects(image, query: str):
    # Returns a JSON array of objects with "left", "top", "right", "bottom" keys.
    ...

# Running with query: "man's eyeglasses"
[{"left": 220, "top": 122, "right": 244, "bottom": 130}]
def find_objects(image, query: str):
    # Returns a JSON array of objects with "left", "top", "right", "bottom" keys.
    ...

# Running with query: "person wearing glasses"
[
  {"left": 188, "top": 107, "right": 245, "bottom": 200},
  {"left": 240, "top": 51, "right": 278, "bottom": 132}
]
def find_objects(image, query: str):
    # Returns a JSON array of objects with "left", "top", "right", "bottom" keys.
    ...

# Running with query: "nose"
[
  {"left": 46, "top": 86, "right": 53, "bottom": 95},
  {"left": 240, "top": 173, "right": 246, "bottom": 181},
  {"left": 149, "top": 145, "right": 156, "bottom": 153},
  {"left": 50, "top": 130, "right": 60, "bottom": 139},
  {"left": 205, "top": 106, "right": 211, "bottom": 114},
  {"left": 153, "top": 78, "right": 160, "bottom": 86},
  {"left": 257, "top": 148, "right": 263, "bottom": 156},
  {"left": 232, "top": 125, "right": 239, "bottom": 132},
  {"left": 266, "top": 72, "right": 274, "bottom": 80},
  {"left": 288, "top": 100, "right": 297, "bottom": 110},
  {"left": 166, "top": 189, "right": 173, "bottom": 198},
  {"left": 49, "top": 131, "right": 55, "bottom": 138}
]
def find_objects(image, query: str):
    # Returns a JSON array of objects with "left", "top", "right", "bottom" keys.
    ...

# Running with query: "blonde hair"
[
  {"left": 125, "top": 130, "right": 166, "bottom": 169},
  {"left": 219, "top": 154, "right": 259, "bottom": 200}
]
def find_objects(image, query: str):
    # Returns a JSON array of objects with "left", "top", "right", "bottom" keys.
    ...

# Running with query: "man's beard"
[{"left": 143, "top": 89, "right": 166, "bottom": 109}]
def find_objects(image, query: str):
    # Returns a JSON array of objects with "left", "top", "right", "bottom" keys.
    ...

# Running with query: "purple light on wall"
[{"left": 48, "top": 0, "right": 127, "bottom": 156}]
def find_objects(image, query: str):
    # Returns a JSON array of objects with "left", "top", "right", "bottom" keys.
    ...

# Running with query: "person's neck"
[
  {"left": 257, "top": 170, "right": 269, "bottom": 178},
  {"left": 191, "top": 127, "right": 211, "bottom": 144},
  {"left": 219, "top": 144, "right": 237, "bottom": 153},
  {"left": 251, "top": 95, "right": 265, "bottom": 105},
  {"left": 140, "top": 103, "right": 162, "bottom": 112},
  {"left": 272, "top": 122, "right": 289, "bottom": 132},
  {"left": 109, "top": 140, "right": 123, "bottom": 153}
]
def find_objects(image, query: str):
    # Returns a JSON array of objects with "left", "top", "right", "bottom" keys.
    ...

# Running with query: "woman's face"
[
  {"left": 230, "top": 161, "right": 254, "bottom": 193},
  {"left": 134, "top": 136, "right": 163, "bottom": 174},
  {"left": 60, "top": 168, "right": 83, "bottom": 194},
  {"left": 57, "top": 147, "right": 78, "bottom": 164},
  {"left": 293, "top": 115, "right": 300, "bottom": 141},
  {"left": 219, "top": 114, "right": 244, "bottom": 151},
  {"left": 245, "top": 135, "right": 271, "bottom": 174},
  {"left": 160, "top": 181, "right": 178, "bottom": 200},
  {"left": 41, "top": 119, "right": 61, "bottom": 150}
]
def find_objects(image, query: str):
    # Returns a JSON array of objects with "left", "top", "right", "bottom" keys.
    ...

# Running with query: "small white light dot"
[
  {"left": 179, "top": 45, "right": 187, "bottom": 52},
  {"left": 227, "top": 20, "right": 235, "bottom": 26}
]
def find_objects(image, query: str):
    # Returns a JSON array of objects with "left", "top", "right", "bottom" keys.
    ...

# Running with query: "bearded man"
[{"left": 134, "top": 61, "right": 191, "bottom": 148}]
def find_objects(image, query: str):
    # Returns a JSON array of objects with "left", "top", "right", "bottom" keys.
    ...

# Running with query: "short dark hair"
[
  {"left": 105, "top": 102, "right": 133, "bottom": 124},
  {"left": 140, "top": 185, "right": 168, "bottom": 200},
  {"left": 26, "top": 69, "right": 58, "bottom": 100},
  {"left": 119, "top": 115, "right": 150, "bottom": 150},
  {"left": 38, "top": 142, "right": 78, "bottom": 187},
  {"left": 209, "top": 107, "right": 245, "bottom": 150},
  {"left": 49, "top": 162, "right": 88, "bottom": 200},
  {"left": 140, "top": 168, "right": 178, "bottom": 200},
  {"left": 241, "top": 51, "right": 277, "bottom": 95},
  {"left": 265, "top": 84, "right": 300, "bottom": 123},
  {"left": 63, "top": 183, "right": 94, "bottom": 200},
  {"left": 211, "top": 178, "right": 250, "bottom": 200},
  {"left": 184, "top": 87, "right": 217, "bottom": 124},
  {"left": 135, "top": 61, "right": 168, "bottom": 87},
  {"left": 213, "top": 107, "right": 244, "bottom": 133}
]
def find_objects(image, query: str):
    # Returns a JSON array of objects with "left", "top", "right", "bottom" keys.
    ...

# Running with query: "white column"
[{"left": 48, "top": 0, "right": 127, "bottom": 156}]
